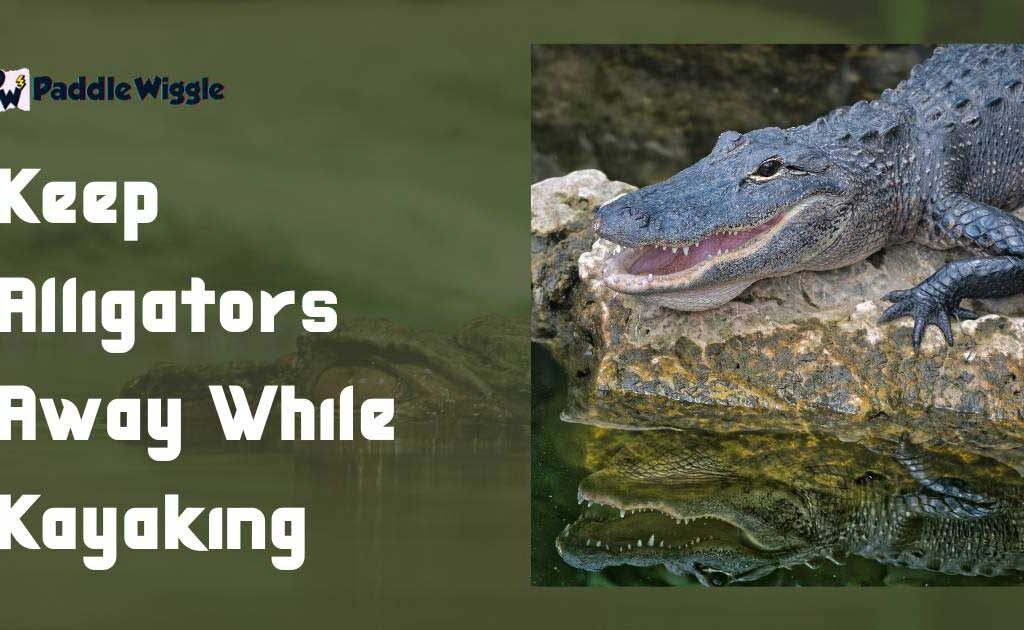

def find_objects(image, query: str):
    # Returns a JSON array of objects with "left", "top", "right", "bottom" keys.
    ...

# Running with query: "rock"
[
  {"left": 531, "top": 170, "right": 634, "bottom": 342},
  {"left": 531, "top": 170, "right": 1024, "bottom": 467},
  {"left": 530, "top": 169, "right": 633, "bottom": 236}
]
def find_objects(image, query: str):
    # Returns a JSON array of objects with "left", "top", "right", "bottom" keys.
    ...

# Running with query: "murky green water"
[{"left": 532, "top": 343, "right": 1024, "bottom": 586}]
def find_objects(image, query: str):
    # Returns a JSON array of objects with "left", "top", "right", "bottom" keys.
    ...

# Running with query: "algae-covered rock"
[{"left": 531, "top": 170, "right": 1024, "bottom": 431}]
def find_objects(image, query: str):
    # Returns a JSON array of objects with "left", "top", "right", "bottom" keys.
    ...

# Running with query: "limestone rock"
[{"left": 531, "top": 170, "right": 634, "bottom": 342}]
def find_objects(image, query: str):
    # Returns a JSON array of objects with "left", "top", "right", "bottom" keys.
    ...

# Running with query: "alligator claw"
[
  {"left": 881, "top": 289, "right": 912, "bottom": 303},
  {"left": 953, "top": 307, "right": 979, "bottom": 321},
  {"left": 934, "top": 310, "right": 954, "bottom": 346},
  {"left": 877, "top": 287, "right": 966, "bottom": 351}
]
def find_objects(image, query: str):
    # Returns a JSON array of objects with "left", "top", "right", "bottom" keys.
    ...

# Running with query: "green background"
[{"left": 0, "top": 0, "right": 1023, "bottom": 627}]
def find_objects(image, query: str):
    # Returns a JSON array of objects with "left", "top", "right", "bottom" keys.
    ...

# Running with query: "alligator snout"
[{"left": 595, "top": 197, "right": 659, "bottom": 246}]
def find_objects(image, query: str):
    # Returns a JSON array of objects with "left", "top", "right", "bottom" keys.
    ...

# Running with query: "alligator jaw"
[
  {"left": 600, "top": 196, "right": 820, "bottom": 308},
  {"left": 572, "top": 486, "right": 790, "bottom": 551},
  {"left": 555, "top": 500, "right": 778, "bottom": 585}
]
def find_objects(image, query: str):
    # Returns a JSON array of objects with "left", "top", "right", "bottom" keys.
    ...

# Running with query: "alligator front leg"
[
  {"left": 879, "top": 194, "right": 1024, "bottom": 350},
  {"left": 892, "top": 434, "right": 1003, "bottom": 519},
  {"left": 878, "top": 256, "right": 1024, "bottom": 347}
]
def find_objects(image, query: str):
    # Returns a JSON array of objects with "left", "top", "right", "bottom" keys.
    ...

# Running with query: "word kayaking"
[
  {"left": 0, "top": 494, "right": 303, "bottom": 570},
  {"left": 0, "top": 385, "right": 394, "bottom": 462}
]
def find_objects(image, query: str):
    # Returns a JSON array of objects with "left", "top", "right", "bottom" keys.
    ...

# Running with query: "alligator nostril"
[{"left": 626, "top": 206, "right": 650, "bottom": 228}]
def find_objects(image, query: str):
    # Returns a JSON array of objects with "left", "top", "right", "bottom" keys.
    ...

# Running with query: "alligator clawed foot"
[{"left": 877, "top": 287, "right": 978, "bottom": 351}]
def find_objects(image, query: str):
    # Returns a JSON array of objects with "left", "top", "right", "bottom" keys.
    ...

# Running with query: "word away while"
[{"left": 0, "top": 385, "right": 394, "bottom": 461}]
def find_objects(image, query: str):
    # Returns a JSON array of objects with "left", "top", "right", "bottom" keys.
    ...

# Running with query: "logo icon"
[{"left": 0, "top": 69, "right": 30, "bottom": 112}]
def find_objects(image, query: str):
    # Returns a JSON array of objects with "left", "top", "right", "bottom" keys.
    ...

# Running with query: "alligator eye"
[{"left": 755, "top": 159, "right": 783, "bottom": 178}]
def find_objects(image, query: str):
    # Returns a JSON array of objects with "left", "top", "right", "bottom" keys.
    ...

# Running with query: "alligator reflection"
[{"left": 555, "top": 430, "right": 1024, "bottom": 586}]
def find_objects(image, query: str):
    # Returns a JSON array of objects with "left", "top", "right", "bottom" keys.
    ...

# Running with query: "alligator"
[
  {"left": 120, "top": 315, "right": 529, "bottom": 452},
  {"left": 594, "top": 44, "right": 1024, "bottom": 349},
  {"left": 555, "top": 430, "right": 1024, "bottom": 586}
]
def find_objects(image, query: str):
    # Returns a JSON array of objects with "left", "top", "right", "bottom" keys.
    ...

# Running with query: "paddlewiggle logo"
[
  {"left": 0, "top": 69, "right": 30, "bottom": 112},
  {"left": 0, "top": 69, "right": 225, "bottom": 111}
]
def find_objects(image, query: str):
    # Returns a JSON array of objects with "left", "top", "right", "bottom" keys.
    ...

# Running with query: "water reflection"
[{"left": 553, "top": 429, "right": 1024, "bottom": 586}]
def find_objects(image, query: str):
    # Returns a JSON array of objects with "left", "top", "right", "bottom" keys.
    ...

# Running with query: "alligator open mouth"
[
  {"left": 626, "top": 211, "right": 786, "bottom": 276},
  {"left": 555, "top": 500, "right": 772, "bottom": 585},
  {"left": 557, "top": 502, "right": 755, "bottom": 556},
  {"left": 600, "top": 198, "right": 816, "bottom": 296}
]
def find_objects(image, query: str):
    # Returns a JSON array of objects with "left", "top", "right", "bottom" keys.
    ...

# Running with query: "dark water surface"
[{"left": 532, "top": 343, "right": 1024, "bottom": 586}]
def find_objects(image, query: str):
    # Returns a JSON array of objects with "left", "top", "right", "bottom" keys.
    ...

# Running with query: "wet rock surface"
[{"left": 531, "top": 171, "right": 1024, "bottom": 464}]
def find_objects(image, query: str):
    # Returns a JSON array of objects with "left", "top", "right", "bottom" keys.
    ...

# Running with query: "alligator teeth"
[
  {"left": 586, "top": 539, "right": 591, "bottom": 546},
  {"left": 614, "top": 245, "right": 622, "bottom": 254},
  {"left": 648, "top": 534, "right": 655, "bottom": 547},
  {"left": 620, "top": 509, "right": 626, "bottom": 518},
  {"left": 671, "top": 247, "right": 677, "bottom": 254},
  {"left": 636, "top": 539, "right": 643, "bottom": 548},
  {"left": 717, "top": 249, "right": 722, "bottom": 256},
  {"left": 683, "top": 246, "right": 690, "bottom": 256}
]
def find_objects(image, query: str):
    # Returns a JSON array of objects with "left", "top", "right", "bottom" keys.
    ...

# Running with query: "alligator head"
[
  {"left": 595, "top": 126, "right": 872, "bottom": 310},
  {"left": 556, "top": 430, "right": 1024, "bottom": 585},
  {"left": 556, "top": 432, "right": 830, "bottom": 585}
]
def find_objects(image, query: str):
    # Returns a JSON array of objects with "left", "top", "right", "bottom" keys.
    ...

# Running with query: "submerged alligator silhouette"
[
  {"left": 120, "top": 315, "right": 528, "bottom": 452},
  {"left": 556, "top": 430, "right": 1024, "bottom": 585},
  {"left": 595, "top": 44, "right": 1024, "bottom": 350}
]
